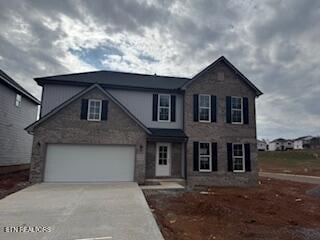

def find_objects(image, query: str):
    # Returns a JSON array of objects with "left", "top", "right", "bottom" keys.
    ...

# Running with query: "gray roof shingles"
[
  {"left": 148, "top": 128, "right": 187, "bottom": 138},
  {"left": 34, "top": 56, "right": 262, "bottom": 95},
  {"left": 35, "top": 70, "right": 190, "bottom": 90}
]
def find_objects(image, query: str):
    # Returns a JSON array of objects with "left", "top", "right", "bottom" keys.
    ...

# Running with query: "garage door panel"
[{"left": 44, "top": 144, "right": 135, "bottom": 182}]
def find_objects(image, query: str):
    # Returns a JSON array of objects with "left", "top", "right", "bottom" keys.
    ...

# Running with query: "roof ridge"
[{"left": 35, "top": 69, "right": 190, "bottom": 81}]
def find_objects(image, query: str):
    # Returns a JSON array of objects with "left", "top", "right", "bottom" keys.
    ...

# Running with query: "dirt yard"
[
  {"left": 145, "top": 178, "right": 320, "bottom": 240},
  {"left": 0, "top": 170, "right": 30, "bottom": 199}
]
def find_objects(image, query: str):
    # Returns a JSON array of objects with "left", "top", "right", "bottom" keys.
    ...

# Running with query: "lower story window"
[
  {"left": 233, "top": 144, "right": 245, "bottom": 172},
  {"left": 199, "top": 142, "right": 211, "bottom": 171}
]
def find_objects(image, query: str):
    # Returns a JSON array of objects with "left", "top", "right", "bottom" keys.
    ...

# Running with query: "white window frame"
[
  {"left": 87, "top": 99, "right": 102, "bottom": 121},
  {"left": 15, "top": 94, "right": 22, "bottom": 107},
  {"left": 158, "top": 94, "right": 171, "bottom": 122},
  {"left": 232, "top": 143, "right": 245, "bottom": 172},
  {"left": 198, "top": 94, "right": 211, "bottom": 122},
  {"left": 199, "top": 142, "right": 212, "bottom": 172},
  {"left": 231, "top": 96, "right": 243, "bottom": 124}
]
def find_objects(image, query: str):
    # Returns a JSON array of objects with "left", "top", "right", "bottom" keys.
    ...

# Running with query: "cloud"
[{"left": 0, "top": 0, "right": 319, "bottom": 139}]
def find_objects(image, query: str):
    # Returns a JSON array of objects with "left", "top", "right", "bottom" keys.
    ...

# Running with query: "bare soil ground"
[
  {"left": 145, "top": 178, "right": 320, "bottom": 240},
  {"left": 0, "top": 170, "right": 30, "bottom": 199}
]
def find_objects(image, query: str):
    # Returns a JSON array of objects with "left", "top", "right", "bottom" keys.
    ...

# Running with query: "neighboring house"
[
  {"left": 0, "top": 70, "right": 40, "bottom": 173},
  {"left": 307, "top": 137, "right": 320, "bottom": 150},
  {"left": 257, "top": 140, "right": 268, "bottom": 151},
  {"left": 293, "top": 136, "right": 312, "bottom": 150},
  {"left": 269, "top": 138, "right": 293, "bottom": 151},
  {"left": 26, "top": 56, "right": 263, "bottom": 187}
]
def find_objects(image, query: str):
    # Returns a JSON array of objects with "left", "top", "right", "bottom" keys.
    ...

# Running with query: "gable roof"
[
  {"left": 181, "top": 56, "right": 263, "bottom": 96},
  {"left": 25, "top": 83, "right": 151, "bottom": 134},
  {"left": 0, "top": 70, "right": 40, "bottom": 104},
  {"left": 294, "top": 136, "right": 313, "bottom": 141},
  {"left": 35, "top": 70, "right": 190, "bottom": 91},
  {"left": 270, "top": 138, "right": 292, "bottom": 143},
  {"left": 33, "top": 56, "right": 262, "bottom": 95}
]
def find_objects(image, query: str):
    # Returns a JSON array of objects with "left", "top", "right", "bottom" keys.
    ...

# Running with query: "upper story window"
[
  {"left": 15, "top": 94, "right": 22, "bottom": 107},
  {"left": 231, "top": 96, "right": 242, "bottom": 124},
  {"left": 199, "top": 142, "right": 211, "bottom": 172},
  {"left": 158, "top": 94, "right": 170, "bottom": 122},
  {"left": 233, "top": 144, "right": 245, "bottom": 172},
  {"left": 87, "top": 99, "right": 102, "bottom": 121},
  {"left": 199, "top": 94, "right": 211, "bottom": 122}
]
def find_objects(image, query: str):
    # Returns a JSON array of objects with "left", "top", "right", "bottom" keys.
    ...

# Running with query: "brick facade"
[
  {"left": 30, "top": 88, "right": 147, "bottom": 184},
  {"left": 184, "top": 61, "right": 258, "bottom": 187}
]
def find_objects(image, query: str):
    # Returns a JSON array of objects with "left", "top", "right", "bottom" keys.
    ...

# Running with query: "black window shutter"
[
  {"left": 80, "top": 99, "right": 88, "bottom": 120},
  {"left": 101, "top": 100, "right": 108, "bottom": 121},
  {"left": 227, "top": 143, "right": 233, "bottom": 171},
  {"left": 211, "top": 142, "right": 218, "bottom": 171},
  {"left": 226, "top": 96, "right": 231, "bottom": 123},
  {"left": 193, "top": 94, "right": 199, "bottom": 122},
  {"left": 193, "top": 142, "right": 199, "bottom": 171},
  {"left": 244, "top": 143, "right": 251, "bottom": 171},
  {"left": 243, "top": 97, "right": 249, "bottom": 124},
  {"left": 211, "top": 95, "right": 217, "bottom": 122},
  {"left": 152, "top": 94, "right": 158, "bottom": 121},
  {"left": 171, "top": 95, "right": 176, "bottom": 122}
]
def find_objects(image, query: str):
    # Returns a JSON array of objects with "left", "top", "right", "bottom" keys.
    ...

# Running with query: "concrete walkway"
[
  {"left": 259, "top": 172, "right": 320, "bottom": 184},
  {"left": 140, "top": 181, "right": 185, "bottom": 190},
  {"left": 0, "top": 183, "right": 164, "bottom": 240}
]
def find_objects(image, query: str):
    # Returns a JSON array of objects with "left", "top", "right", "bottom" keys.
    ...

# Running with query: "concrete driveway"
[{"left": 0, "top": 183, "right": 163, "bottom": 240}]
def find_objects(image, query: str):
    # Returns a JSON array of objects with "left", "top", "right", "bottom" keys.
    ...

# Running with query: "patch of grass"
[
  {"left": 258, "top": 150, "right": 320, "bottom": 166},
  {"left": 258, "top": 150, "right": 320, "bottom": 176}
]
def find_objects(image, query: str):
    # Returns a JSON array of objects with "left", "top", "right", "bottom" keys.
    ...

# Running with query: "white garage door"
[{"left": 44, "top": 144, "right": 135, "bottom": 182}]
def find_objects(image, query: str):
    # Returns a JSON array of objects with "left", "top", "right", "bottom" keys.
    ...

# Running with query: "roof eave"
[
  {"left": 1, "top": 77, "right": 41, "bottom": 105},
  {"left": 35, "top": 78, "right": 185, "bottom": 93}
]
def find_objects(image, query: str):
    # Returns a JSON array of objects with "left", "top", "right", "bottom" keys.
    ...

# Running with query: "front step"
[{"left": 144, "top": 178, "right": 186, "bottom": 187}]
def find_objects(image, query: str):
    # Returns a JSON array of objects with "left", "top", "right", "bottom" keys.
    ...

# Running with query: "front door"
[{"left": 156, "top": 143, "right": 171, "bottom": 176}]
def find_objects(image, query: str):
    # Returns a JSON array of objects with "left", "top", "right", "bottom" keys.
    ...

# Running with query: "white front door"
[{"left": 156, "top": 143, "right": 171, "bottom": 176}]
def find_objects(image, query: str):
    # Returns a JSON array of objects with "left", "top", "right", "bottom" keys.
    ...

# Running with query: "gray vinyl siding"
[
  {"left": 0, "top": 83, "right": 38, "bottom": 166},
  {"left": 41, "top": 84, "right": 84, "bottom": 117},
  {"left": 108, "top": 89, "right": 183, "bottom": 129},
  {"left": 41, "top": 84, "right": 183, "bottom": 129}
]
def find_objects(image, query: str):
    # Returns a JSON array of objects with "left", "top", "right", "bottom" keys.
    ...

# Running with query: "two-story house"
[
  {"left": 0, "top": 70, "right": 40, "bottom": 174},
  {"left": 269, "top": 138, "right": 294, "bottom": 151},
  {"left": 26, "top": 56, "right": 262, "bottom": 187},
  {"left": 293, "top": 136, "right": 312, "bottom": 150}
]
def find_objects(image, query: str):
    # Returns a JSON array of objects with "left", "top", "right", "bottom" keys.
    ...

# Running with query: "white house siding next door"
[{"left": 44, "top": 144, "right": 135, "bottom": 182}]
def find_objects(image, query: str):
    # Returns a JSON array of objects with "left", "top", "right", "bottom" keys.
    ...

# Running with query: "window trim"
[
  {"left": 198, "top": 94, "right": 211, "bottom": 122},
  {"left": 15, "top": 94, "right": 22, "bottom": 108},
  {"left": 231, "top": 96, "right": 243, "bottom": 124},
  {"left": 232, "top": 143, "right": 245, "bottom": 172},
  {"left": 87, "top": 99, "right": 102, "bottom": 121},
  {"left": 157, "top": 94, "right": 171, "bottom": 122},
  {"left": 199, "top": 141, "right": 212, "bottom": 172}
]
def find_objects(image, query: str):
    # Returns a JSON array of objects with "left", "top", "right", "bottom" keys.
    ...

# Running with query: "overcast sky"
[{"left": 0, "top": 0, "right": 319, "bottom": 140}]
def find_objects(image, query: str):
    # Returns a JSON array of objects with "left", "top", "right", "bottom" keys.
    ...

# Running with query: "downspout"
[{"left": 182, "top": 90, "right": 187, "bottom": 181}]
